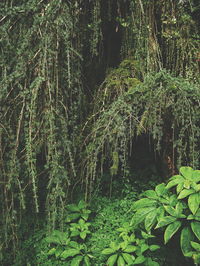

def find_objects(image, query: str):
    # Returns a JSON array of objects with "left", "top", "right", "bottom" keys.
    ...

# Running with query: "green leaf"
[
  {"left": 131, "top": 207, "right": 156, "bottom": 227},
  {"left": 145, "top": 210, "right": 157, "bottom": 232},
  {"left": 61, "top": 249, "right": 80, "bottom": 259},
  {"left": 80, "top": 231, "right": 87, "bottom": 240},
  {"left": 142, "top": 190, "right": 158, "bottom": 199},
  {"left": 155, "top": 183, "right": 167, "bottom": 196},
  {"left": 84, "top": 255, "right": 91, "bottom": 266},
  {"left": 191, "top": 221, "right": 200, "bottom": 240},
  {"left": 117, "top": 255, "right": 125, "bottom": 266},
  {"left": 156, "top": 216, "right": 177, "bottom": 229},
  {"left": 140, "top": 244, "right": 149, "bottom": 253},
  {"left": 164, "top": 206, "right": 176, "bottom": 217},
  {"left": 133, "top": 255, "right": 146, "bottom": 264},
  {"left": 102, "top": 248, "right": 115, "bottom": 255},
  {"left": 149, "top": 245, "right": 160, "bottom": 251},
  {"left": 67, "top": 204, "right": 80, "bottom": 212},
  {"left": 141, "top": 231, "right": 155, "bottom": 239},
  {"left": 78, "top": 200, "right": 87, "bottom": 209},
  {"left": 122, "top": 253, "right": 135, "bottom": 264},
  {"left": 132, "top": 198, "right": 157, "bottom": 210},
  {"left": 190, "top": 241, "right": 200, "bottom": 251},
  {"left": 178, "top": 189, "right": 195, "bottom": 199},
  {"left": 69, "top": 241, "right": 79, "bottom": 249},
  {"left": 67, "top": 213, "right": 80, "bottom": 222},
  {"left": 146, "top": 258, "right": 159, "bottom": 266},
  {"left": 71, "top": 255, "right": 83, "bottom": 266},
  {"left": 107, "top": 254, "right": 118, "bottom": 266},
  {"left": 164, "top": 221, "right": 182, "bottom": 244},
  {"left": 175, "top": 202, "right": 184, "bottom": 217},
  {"left": 180, "top": 167, "right": 193, "bottom": 180},
  {"left": 47, "top": 248, "right": 56, "bottom": 255},
  {"left": 123, "top": 245, "right": 137, "bottom": 253},
  {"left": 188, "top": 193, "right": 199, "bottom": 214},
  {"left": 180, "top": 226, "right": 194, "bottom": 256},
  {"left": 166, "top": 177, "right": 184, "bottom": 189},
  {"left": 192, "top": 170, "right": 200, "bottom": 183},
  {"left": 177, "top": 183, "right": 184, "bottom": 194}
]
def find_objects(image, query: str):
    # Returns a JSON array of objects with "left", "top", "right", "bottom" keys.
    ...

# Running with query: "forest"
[{"left": 0, "top": 0, "right": 200, "bottom": 265}]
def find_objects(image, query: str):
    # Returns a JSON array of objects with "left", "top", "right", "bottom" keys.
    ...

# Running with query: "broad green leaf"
[
  {"left": 141, "top": 231, "right": 155, "bottom": 239},
  {"left": 145, "top": 210, "right": 157, "bottom": 232},
  {"left": 80, "top": 231, "right": 87, "bottom": 240},
  {"left": 178, "top": 189, "right": 195, "bottom": 199},
  {"left": 78, "top": 200, "right": 87, "bottom": 209},
  {"left": 169, "top": 174, "right": 182, "bottom": 181},
  {"left": 188, "top": 193, "right": 199, "bottom": 214},
  {"left": 180, "top": 167, "right": 193, "bottom": 180},
  {"left": 192, "top": 170, "right": 200, "bottom": 183},
  {"left": 117, "top": 255, "right": 125, "bottom": 266},
  {"left": 140, "top": 244, "right": 149, "bottom": 253},
  {"left": 184, "top": 180, "right": 191, "bottom": 189},
  {"left": 169, "top": 194, "right": 178, "bottom": 206},
  {"left": 149, "top": 245, "right": 160, "bottom": 251},
  {"left": 84, "top": 255, "right": 91, "bottom": 266},
  {"left": 61, "top": 248, "right": 80, "bottom": 259},
  {"left": 81, "top": 213, "right": 89, "bottom": 220},
  {"left": 132, "top": 198, "right": 157, "bottom": 210},
  {"left": 71, "top": 255, "right": 83, "bottom": 266},
  {"left": 175, "top": 202, "right": 184, "bottom": 217},
  {"left": 131, "top": 207, "right": 156, "bottom": 227},
  {"left": 156, "top": 216, "right": 177, "bottom": 229},
  {"left": 177, "top": 183, "right": 184, "bottom": 194},
  {"left": 102, "top": 248, "right": 115, "bottom": 255},
  {"left": 166, "top": 177, "right": 184, "bottom": 189},
  {"left": 107, "top": 254, "right": 118, "bottom": 266},
  {"left": 124, "top": 245, "right": 137, "bottom": 253},
  {"left": 190, "top": 241, "right": 200, "bottom": 251},
  {"left": 69, "top": 241, "right": 79, "bottom": 249},
  {"left": 142, "top": 190, "right": 158, "bottom": 199},
  {"left": 180, "top": 226, "right": 194, "bottom": 256},
  {"left": 122, "top": 253, "right": 135, "bottom": 264},
  {"left": 67, "top": 213, "right": 80, "bottom": 222},
  {"left": 146, "top": 258, "right": 159, "bottom": 266},
  {"left": 191, "top": 221, "right": 200, "bottom": 240},
  {"left": 70, "top": 230, "right": 80, "bottom": 237},
  {"left": 156, "top": 206, "right": 165, "bottom": 220},
  {"left": 47, "top": 248, "right": 56, "bottom": 255},
  {"left": 164, "top": 206, "right": 176, "bottom": 217},
  {"left": 155, "top": 183, "right": 167, "bottom": 196},
  {"left": 164, "top": 221, "right": 181, "bottom": 244},
  {"left": 133, "top": 255, "right": 146, "bottom": 264},
  {"left": 55, "top": 247, "right": 63, "bottom": 258}
]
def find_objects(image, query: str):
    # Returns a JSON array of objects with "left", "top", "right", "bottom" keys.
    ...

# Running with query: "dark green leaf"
[
  {"left": 71, "top": 255, "right": 83, "bottom": 266},
  {"left": 61, "top": 248, "right": 80, "bottom": 259},
  {"left": 122, "top": 253, "right": 135, "bottom": 264},
  {"left": 107, "top": 254, "right": 118, "bottom": 266},
  {"left": 180, "top": 226, "right": 194, "bottom": 256},
  {"left": 133, "top": 255, "right": 146, "bottom": 265},
  {"left": 145, "top": 210, "right": 157, "bottom": 232},
  {"left": 156, "top": 216, "right": 177, "bottom": 229}
]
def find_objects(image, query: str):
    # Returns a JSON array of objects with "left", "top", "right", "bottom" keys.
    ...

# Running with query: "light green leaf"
[
  {"left": 155, "top": 183, "right": 167, "bottom": 196},
  {"left": 78, "top": 200, "right": 87, "bottom": 209},
  {"left": 166, "top": 177, "right": 184, "bottom": 189},
  {"left": 80, "top": 231, "right": 87, "bottom": 240},
  {"left": 178, "top": 189, "right": 195, "bottom": 199},
  {"left": 117, "top": 255, "right": 125, "bottom": 266},
  {"left": 180, "top": 226, "right": 194, "bottom": 256},
  {"left": 164, "top": 206, "right": 176, "bottom": 217},
  {"left": 131, "top": 207, "right": 156, "bottom": 227},
  {"left": 177, "top": 183, "right": 184, "bottom": 194},
  {"left": 47, "top": 248, "right": 56, "bottom": 255},
  {"left": 102, "top": 248, "right": 115, "bottom": 255},
  {"left": 175, "top": 202, "right": 184, "bottom": 217},
  {"left": 107, "top": 254, "right": 118, "bottom": 266},
  {"left": 84, "top": 255, "right": 91, "bottom": 266},
  {"left": 141, "top": 231, "right": 155, "bottom": 239},
  {"left": 124, "top": 245, "right": 137, "bottom": 253},
  {"left": 71, "top": 255, "right": 83, "bottom": 266},
  {"left": 61, "top": 249, "right": 80, "bottom": 259},
  {"left": 191, "top": 221, "right": 200, "bottom": 241},
  {"left": 180, "top": 167, "right": 193, "bottom": 180},
  {"left": 122, "top": 253, "right": 135, "bottom": 264},
  {"left": 192, "top": 170, "right": 200, "bottom": 183},
  {"left": 132, "top": 198, "right": 157, "bottom": 210},
  {"left": 133, "top": 255, "right": 146, "bottom": 264},
  {"left": 190, "top": 241, "right": 200, "bottom": 251},
  {"left": 140, "top": 244, "right": 149, "bottom": 253},
  {"left": 164, "top": 221, "right": 181, "bottom": 244},
  {"left": 145, "top": 210, "right": 157, "bottom": 232},
  {"left": 188, "top": 193, "right": 199, "bottom": 214},
  {"left": 142, "top": 190, "right": 158, "bottom": 199},
  {"left": 149, "top": 245, "right": 160, "bottom": 251},
  {"left": 156, "top": 216, "right": 177, "bottom": 228}
]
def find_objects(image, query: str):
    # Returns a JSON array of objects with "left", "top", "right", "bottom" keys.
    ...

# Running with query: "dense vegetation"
[{"left": 0, "top": 0, "right": 200, "bottom": 265}]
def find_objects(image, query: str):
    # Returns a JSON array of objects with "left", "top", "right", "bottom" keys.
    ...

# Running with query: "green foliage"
[
  {"left": 66, "top": 200, "right": 91, "bottom": 223},
  {"left": 131, "top": 166, "right": 200, "bottom": 265}
]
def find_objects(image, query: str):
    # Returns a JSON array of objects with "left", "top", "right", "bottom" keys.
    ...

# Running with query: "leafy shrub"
[{"left": 131, "top": 166, "right": 200, "bottom": 265}]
